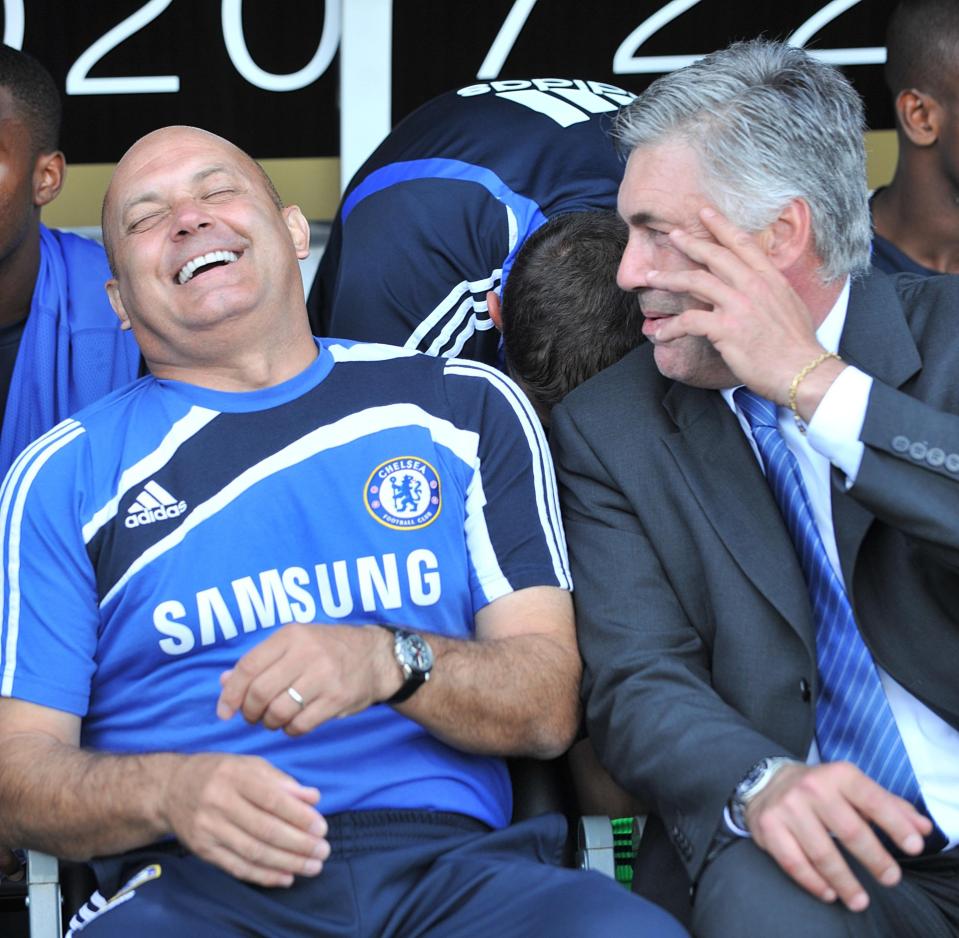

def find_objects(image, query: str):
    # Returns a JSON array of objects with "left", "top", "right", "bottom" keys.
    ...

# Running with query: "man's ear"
[
  {"left": 895, "top": 89, "right": 940, "bottom": 147},
  {"left": 105, "top": 279, "right": 132, "bottom": 331},
  {"left": 33, "top": 150, "right": 65, "bottom": 208},
  {"left": 487, "top": 290, "right": 503, "bottom": 332},
  {"left": 758, "top": 198, "right": 812, "bottom": 272},
  {"left": 282, "top": 204, "right": 310, "bottom": 260}
]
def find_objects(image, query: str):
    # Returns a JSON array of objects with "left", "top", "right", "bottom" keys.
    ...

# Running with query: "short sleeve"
[{"left": 441, "top": 358, "right": 571, "bottom": 609}]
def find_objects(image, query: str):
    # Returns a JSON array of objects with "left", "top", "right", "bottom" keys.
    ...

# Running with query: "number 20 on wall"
[{"left": 2, "top": 0, "right": 340, "bottom": 93}]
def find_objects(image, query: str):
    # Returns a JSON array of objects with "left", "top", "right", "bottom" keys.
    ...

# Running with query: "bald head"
[
  {"left": 102, "top": 126, "right": 283, "bottom": 274},
  {"left": 98, "top": 123, "right": 313, "bottom": 384}
]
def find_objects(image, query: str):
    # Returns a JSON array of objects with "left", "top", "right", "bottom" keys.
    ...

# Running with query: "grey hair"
[{"left": 614, "top": 39, "right": 871, "bottom": 281}]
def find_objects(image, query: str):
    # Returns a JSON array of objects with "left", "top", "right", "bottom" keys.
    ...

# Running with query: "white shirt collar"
[{"left": 816, "top": 277, "right": 851, "bottom": 356}]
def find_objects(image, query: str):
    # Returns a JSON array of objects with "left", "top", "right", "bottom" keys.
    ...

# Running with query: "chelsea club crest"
[{"left": 365, "top": 457, "right": 442, "bottom": 529}]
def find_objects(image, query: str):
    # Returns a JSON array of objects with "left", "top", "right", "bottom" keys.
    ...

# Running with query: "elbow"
[
  {"left": 527, "top": 657, "right": 582, "bottom": 758},
  {"left": 529, "top": 729, "right": 577, "bottom": 761},
  {"left": 522, "top": 696, "right": 581, "bottom": 760}
]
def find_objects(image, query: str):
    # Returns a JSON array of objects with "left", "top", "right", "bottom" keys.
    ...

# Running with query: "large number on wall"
[
  {"left": 612, "top": 0, "right": 885, "bottom": 72},
  {"left": 2, "top": 0, "right": 24, "bottom": 48},
  {"left": 221, "top": 0, "right": 339, "bottom": 92},
  {"left": 66, "top": 0, "right": 179, "bottom": 95},
  {"left": 58, "top": 0, "right": 340, "bottom": 96},
  {"left": 477, "top": 0, "right": 885, "bottom": 80}
]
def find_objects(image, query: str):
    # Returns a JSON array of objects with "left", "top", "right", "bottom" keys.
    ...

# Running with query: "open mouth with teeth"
[{"left": 176, "top": 250, "right": 240, "bottom": 285}]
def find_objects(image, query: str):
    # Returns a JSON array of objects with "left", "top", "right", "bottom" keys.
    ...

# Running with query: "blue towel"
[{"left": 0, "top": 225, "right": 141, "bottom": 478}]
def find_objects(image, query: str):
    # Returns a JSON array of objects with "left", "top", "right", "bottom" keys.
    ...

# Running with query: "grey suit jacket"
[{"left": 551, "top": 269, "right": 959, "bottom": 904}]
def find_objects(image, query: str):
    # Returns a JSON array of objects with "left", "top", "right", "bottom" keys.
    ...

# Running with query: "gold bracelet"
[{"left": 788, "top": 351, "right": 842, "bottom": 434}]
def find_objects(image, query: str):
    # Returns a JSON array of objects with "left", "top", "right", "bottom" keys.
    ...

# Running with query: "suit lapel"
[
  {"left": 832, "top": 272, "right": 921, "bottom": 594},
  {"left": 662, "top": 381, "right": 815, "bottom": 654}
]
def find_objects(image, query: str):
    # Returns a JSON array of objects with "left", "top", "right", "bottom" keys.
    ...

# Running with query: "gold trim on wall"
[{"left": 865, "top": 129, "right": 897, "bottom": 191}]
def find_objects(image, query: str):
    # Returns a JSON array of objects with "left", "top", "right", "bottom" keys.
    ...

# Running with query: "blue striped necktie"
[{"left": 733, "top": 388, "right": 927, "bottom": 805}]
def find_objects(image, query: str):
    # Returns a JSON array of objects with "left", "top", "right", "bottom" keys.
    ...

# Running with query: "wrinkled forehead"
[{"left": 619, "top": 142, "right": 708, "bottom": 211}]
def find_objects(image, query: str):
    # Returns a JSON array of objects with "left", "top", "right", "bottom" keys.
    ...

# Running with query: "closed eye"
[{"left": 128, "top": 212, "right": 164, "bottom": 233}]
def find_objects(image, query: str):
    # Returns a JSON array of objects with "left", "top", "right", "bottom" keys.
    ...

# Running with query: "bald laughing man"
[{"left": 0, "top": 126, "right": 683, "bottom": 938}]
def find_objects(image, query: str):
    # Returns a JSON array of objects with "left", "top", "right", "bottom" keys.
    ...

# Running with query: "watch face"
[
  {"left": 738, "top": 757, "right": 793, "bottom": 804},
  {"left": 740, "top": 761, "right": 768, "bottom": 791},
  {"left": 399, "top": 633, "right": 434, "bottom": 675}
]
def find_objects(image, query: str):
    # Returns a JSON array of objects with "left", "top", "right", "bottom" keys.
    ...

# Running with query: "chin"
[{"left": 653, "top": 339, "right": 734, "bottom": 389}]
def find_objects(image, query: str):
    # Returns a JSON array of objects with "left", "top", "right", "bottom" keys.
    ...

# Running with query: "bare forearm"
[
  {"left": 218, "top": 587, "right": 582, "bottom": 758},
  {"left": 0, "top": 727, "right": 330, "bottom": 886},
  {"left": 395, "top": 630, "right": 581, "bottom": 759},
  {"left": 0, "top": 733, "right": 177, "bottom": 860}
]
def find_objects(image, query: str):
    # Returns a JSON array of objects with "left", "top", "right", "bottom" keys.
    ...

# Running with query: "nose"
[
  {"left": 617, "top": 232, "right": 652, "bottom": 292},
  {"left": 170, "top": 198, "right": 215, "bottom": 238}
]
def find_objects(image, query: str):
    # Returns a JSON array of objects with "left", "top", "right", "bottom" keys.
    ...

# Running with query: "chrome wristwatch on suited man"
[
  {"left": 728, "top": 756, "right": 799, "bottom": 830},
  {"left": 383, "top": 627, "right": 434, "bottom": 704}
]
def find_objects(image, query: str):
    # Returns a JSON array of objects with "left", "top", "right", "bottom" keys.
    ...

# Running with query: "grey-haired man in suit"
[{"left": 552, "top": 39, "right": 959, "bottom": 937}]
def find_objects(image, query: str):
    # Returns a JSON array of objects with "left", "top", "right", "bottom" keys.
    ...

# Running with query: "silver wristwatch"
[
  {"left": 729, "top": 756, "right": 798, "bottom": 830},
  {"left": 384, "top": 628, "right": 434, "bottom": 704}
]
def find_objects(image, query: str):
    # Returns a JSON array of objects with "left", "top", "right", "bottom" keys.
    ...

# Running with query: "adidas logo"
[
  {"left": 457, "top": 78, "right": 635, "bottom": 128},
  {"left": 124, "top": 480, "right": 188, "bottom": 528}
]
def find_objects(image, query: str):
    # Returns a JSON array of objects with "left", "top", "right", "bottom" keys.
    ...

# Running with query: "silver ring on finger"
[{"left": 287, "top": 686, "right": 306, "bottom": 709}]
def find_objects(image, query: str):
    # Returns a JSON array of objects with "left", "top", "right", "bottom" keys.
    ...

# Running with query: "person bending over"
[
  {"left": 310, "top": 78, "right": 634, "bottom": 365},
  {"left": 490, "top": 209, "right": 644, "bottom": 427}
]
